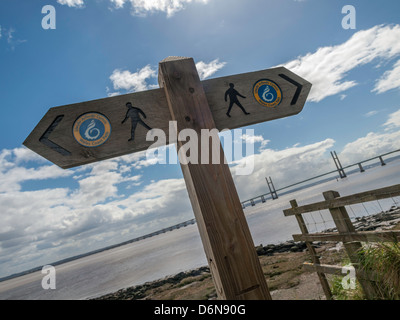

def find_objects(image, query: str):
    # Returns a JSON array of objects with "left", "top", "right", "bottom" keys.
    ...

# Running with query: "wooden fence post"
[
  {"left": 323, "top": 190, "right": 378, "bottom": 299},
  {"left": 290, "top": 200, "right": 333, "bottom": 300},
  {"left": 158, "top": 56, "right": 271, "bottom": 300}
]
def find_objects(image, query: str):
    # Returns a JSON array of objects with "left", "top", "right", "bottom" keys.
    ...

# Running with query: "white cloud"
[
  {"left": 373, "top": 59, "right": 400, "bottom": 94},
  {"left": 3, "top": 107, "right": 400, "bottom": 277},
  {"left": 6, "top": 27, "right": 14, "bottom": 43},
  {"left": 108, "top": 59, "right": 226, "bottom": 95},
  {"left": 383, "top": 108, "right": 400, "bottom": 130},
  {"left": 282, "top": 24, "right": 400, "bottom": 102},
  {"left": 195, "top": 59, "right": 226, "bottom": 80},
  {"left": 364, "top": 110, "right": 379, "bottom": 118},
  {"left": 106, "top": 86, "right": 121, "bottom": 97},
  {"left": 12, "top": 147, "right": 47, "bottom": 164},
  {"left": 232, "top": 138, "right": 336, "bottom": 199},
  {"left": 62, "top": 0, "right": 211, "bottom": 16},
  {"left": 341, "top": 131, "right": 400, "bottom": 164},
  {"left": 0, "top": 165, "right": 72, "bottom": 192},
  {"left": 0, "top": 173, "right": 191, "bottom": 277},
  {"left": 0, "top": 27, "right": 26, "bottom": 50},
  {"left": 338, "top": 108, "right": 400, "bottom": 164},
  {"left": 241, "top": 134, "right": 265, "bottom": 144},
  {"left": 57, "top": 0, "right": 85, "bottom": 8},
  {"left": 3, "top": 99, "right": 400, "bottom": 279},
  {"left": 110, "top": 0, "right": 209, "bottom": 17},
  {"left": 109, "top": 65, "right": 158, "bottom": 93},
  {"left": 240, "top": 134, "right": 270, "bottom": 151},
  {"left": 0, "top": 145, "right": 192, "bottom": 277},
  {"left": 110, "top": 0, "right": 126, "bottom": 8},
  {"left": 231, "top": 108, "right": 400, "bottom": 200},
  {"left": 0, "top": 148, "right": 72, "bottom": 192}
]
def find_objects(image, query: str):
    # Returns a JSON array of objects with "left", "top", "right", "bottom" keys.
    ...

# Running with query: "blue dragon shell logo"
[
  {"left": 253, "top": 79, "right": 283, "bottom": 108},
  {"left": 73, "top": 113, "right": 111, "bottom": 147}
]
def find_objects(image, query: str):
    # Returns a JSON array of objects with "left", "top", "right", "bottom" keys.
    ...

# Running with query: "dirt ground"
[
  {"left": 93, "top": 210, "right": 400, "bottom": 301},
  {"left": 96, "top": 242, "right": 347, "bottom": 300}
]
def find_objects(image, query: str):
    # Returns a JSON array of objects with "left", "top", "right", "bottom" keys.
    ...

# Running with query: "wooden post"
[
  {"left": 290, "top": 200, "right": 333, "bottom": 300},
  {"left": 158, "top": 57, "right": 271, "bottom": 300},
  {"left": 323, "top": 190, "right": 378, "bottom": 299}
]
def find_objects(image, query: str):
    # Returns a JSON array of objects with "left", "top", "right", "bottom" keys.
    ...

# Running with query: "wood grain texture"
[
  {"left": 290, "top": 200, "right": 332, "bottom": 300},
  {"left": 293, "top": 230, "right": 400, "bottom": 242},
  {"left": 284, "top": 184, "right": 400, "bottom": 216},
  {"left": 203, "top": 66, "right": 311, "bottom": 131},
  {"left": 158, "top": 57, "right": 271, "bottom": 300},
  {"left": 23, "top": 89, "right": 171, "bottom": 169},
  {"left": 303, "top": 263, "right": 379, "bottom": 281},
  {"left": 323, "top": 190, "right": 379, "bottom": 299},
  {"left": 24, "top": 61, "right": 311, "bottom": 169}
]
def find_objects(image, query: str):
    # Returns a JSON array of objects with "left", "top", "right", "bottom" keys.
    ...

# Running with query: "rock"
[{"left": 256, "top": 246, "right": 266, "bottom": 256}]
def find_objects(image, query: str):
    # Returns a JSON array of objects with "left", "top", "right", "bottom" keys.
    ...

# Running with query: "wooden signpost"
[{"left": 24, "top": 56, "right": 311, "bottom": 300}]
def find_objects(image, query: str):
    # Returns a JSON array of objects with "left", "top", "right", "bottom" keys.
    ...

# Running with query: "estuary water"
[{"left": 0, "top": 160, "right": 399, "bottom": 300}]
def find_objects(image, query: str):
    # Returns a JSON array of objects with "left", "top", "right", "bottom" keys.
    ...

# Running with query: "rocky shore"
[{"left": 93, "top": 207, "right": 400, "bottom": 300}]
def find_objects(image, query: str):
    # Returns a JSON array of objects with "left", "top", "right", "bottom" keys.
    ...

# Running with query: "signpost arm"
[{"left": 158, "top": 57, "right": 271, "bottom": 300}]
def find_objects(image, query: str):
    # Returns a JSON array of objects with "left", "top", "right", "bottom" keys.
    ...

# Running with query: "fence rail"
[
  {"left": 284, "top": 184, "right": 400, "bottom": 300},
  {"left": 293, "top": 230, "right": 400, "bottom": 243},
  {"left": 284, "top": 184, "right": 400, "bottom": 216},
  {"left": 302, "top": 263, "right": 378, "bottom": 281}
]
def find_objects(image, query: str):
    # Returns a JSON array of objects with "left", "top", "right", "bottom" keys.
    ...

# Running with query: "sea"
[{"left": 0, "top": 159, "right": 399, "bottom": 300}]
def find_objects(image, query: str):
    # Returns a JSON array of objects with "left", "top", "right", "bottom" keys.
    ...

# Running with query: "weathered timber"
[
  {"left": 293, "top": 230, "right": 400, "bottom": 242},
  {"left": 290, "top": 199, "right": 332, "bottom": 300},
  {"left": 323, "top": 190, "right": 379, "bottom": 300},
  {"left": 303, "top": 263, "right": 378, "bottom": 281},
  {"left": 158, "top": 57, "right": 271, "bottom": 300},
  {"left": 284, "top": 184, "right": 400, "bottom": 216},
  {"left": 24, "top": 64, "right": 311, "bottom": 169}
]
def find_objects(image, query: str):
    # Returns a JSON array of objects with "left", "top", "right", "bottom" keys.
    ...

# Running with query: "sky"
[{"left": 1, "top": 0, "right": 400, "bottom": 278}]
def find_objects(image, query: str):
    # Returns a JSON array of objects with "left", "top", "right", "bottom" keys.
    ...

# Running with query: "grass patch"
[
  {"left": 176, "top": 274, "right": 211, "bottom": 288},
  {"left": 330, "top": 242, "right": 400, "bottom": 300},
  {"left": 330, "top": 276, "right": 364, "bottom": 300},
  {"left": 357, "top": 242, "right": 400, "bottom": 300}
]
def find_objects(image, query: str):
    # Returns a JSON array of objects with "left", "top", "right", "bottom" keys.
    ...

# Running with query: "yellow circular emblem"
[
  {"left": 253, "top": 79, "right": 283, "bottom": 108},
  {"left": 73, "top": 113, "right": 111, "bottom": 147}
]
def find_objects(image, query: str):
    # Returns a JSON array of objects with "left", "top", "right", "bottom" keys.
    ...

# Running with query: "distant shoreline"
[
  {"left": 2, "top": 158, "right": 398, "bottom": 284},
  {"left": 0, "top": 219, "right": 196, "bottom": 283},
  {"left": 93, "top": 208, "right": 400, "bottom": 300}
]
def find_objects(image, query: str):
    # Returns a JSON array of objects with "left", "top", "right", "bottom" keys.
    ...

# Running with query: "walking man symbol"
[
  {"left": 224, "top": 83, "right": 250, "bottom": 117},
  {"left": 121, "top": 102, "right": 152, "bottom": 142}
]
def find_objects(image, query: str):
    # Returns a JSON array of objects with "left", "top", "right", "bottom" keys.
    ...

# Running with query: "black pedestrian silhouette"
[
  {"left": 224, "top": 83, "right": 250, "bottom": 117},
  {"left": 121, "top": 102, "right": 152, "bottom": 142}
]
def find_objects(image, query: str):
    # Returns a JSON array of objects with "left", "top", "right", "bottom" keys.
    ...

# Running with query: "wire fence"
[
  {"left": 300, "top": 195, "right": 400, "bottom": 234},
  {"left": 284, "top": 185, "right": 400, "bottom": 300}
]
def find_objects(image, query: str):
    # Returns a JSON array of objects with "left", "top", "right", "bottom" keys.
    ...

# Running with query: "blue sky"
[{"left": 1, "top": 0, "right": 400, "bottom": 278}]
